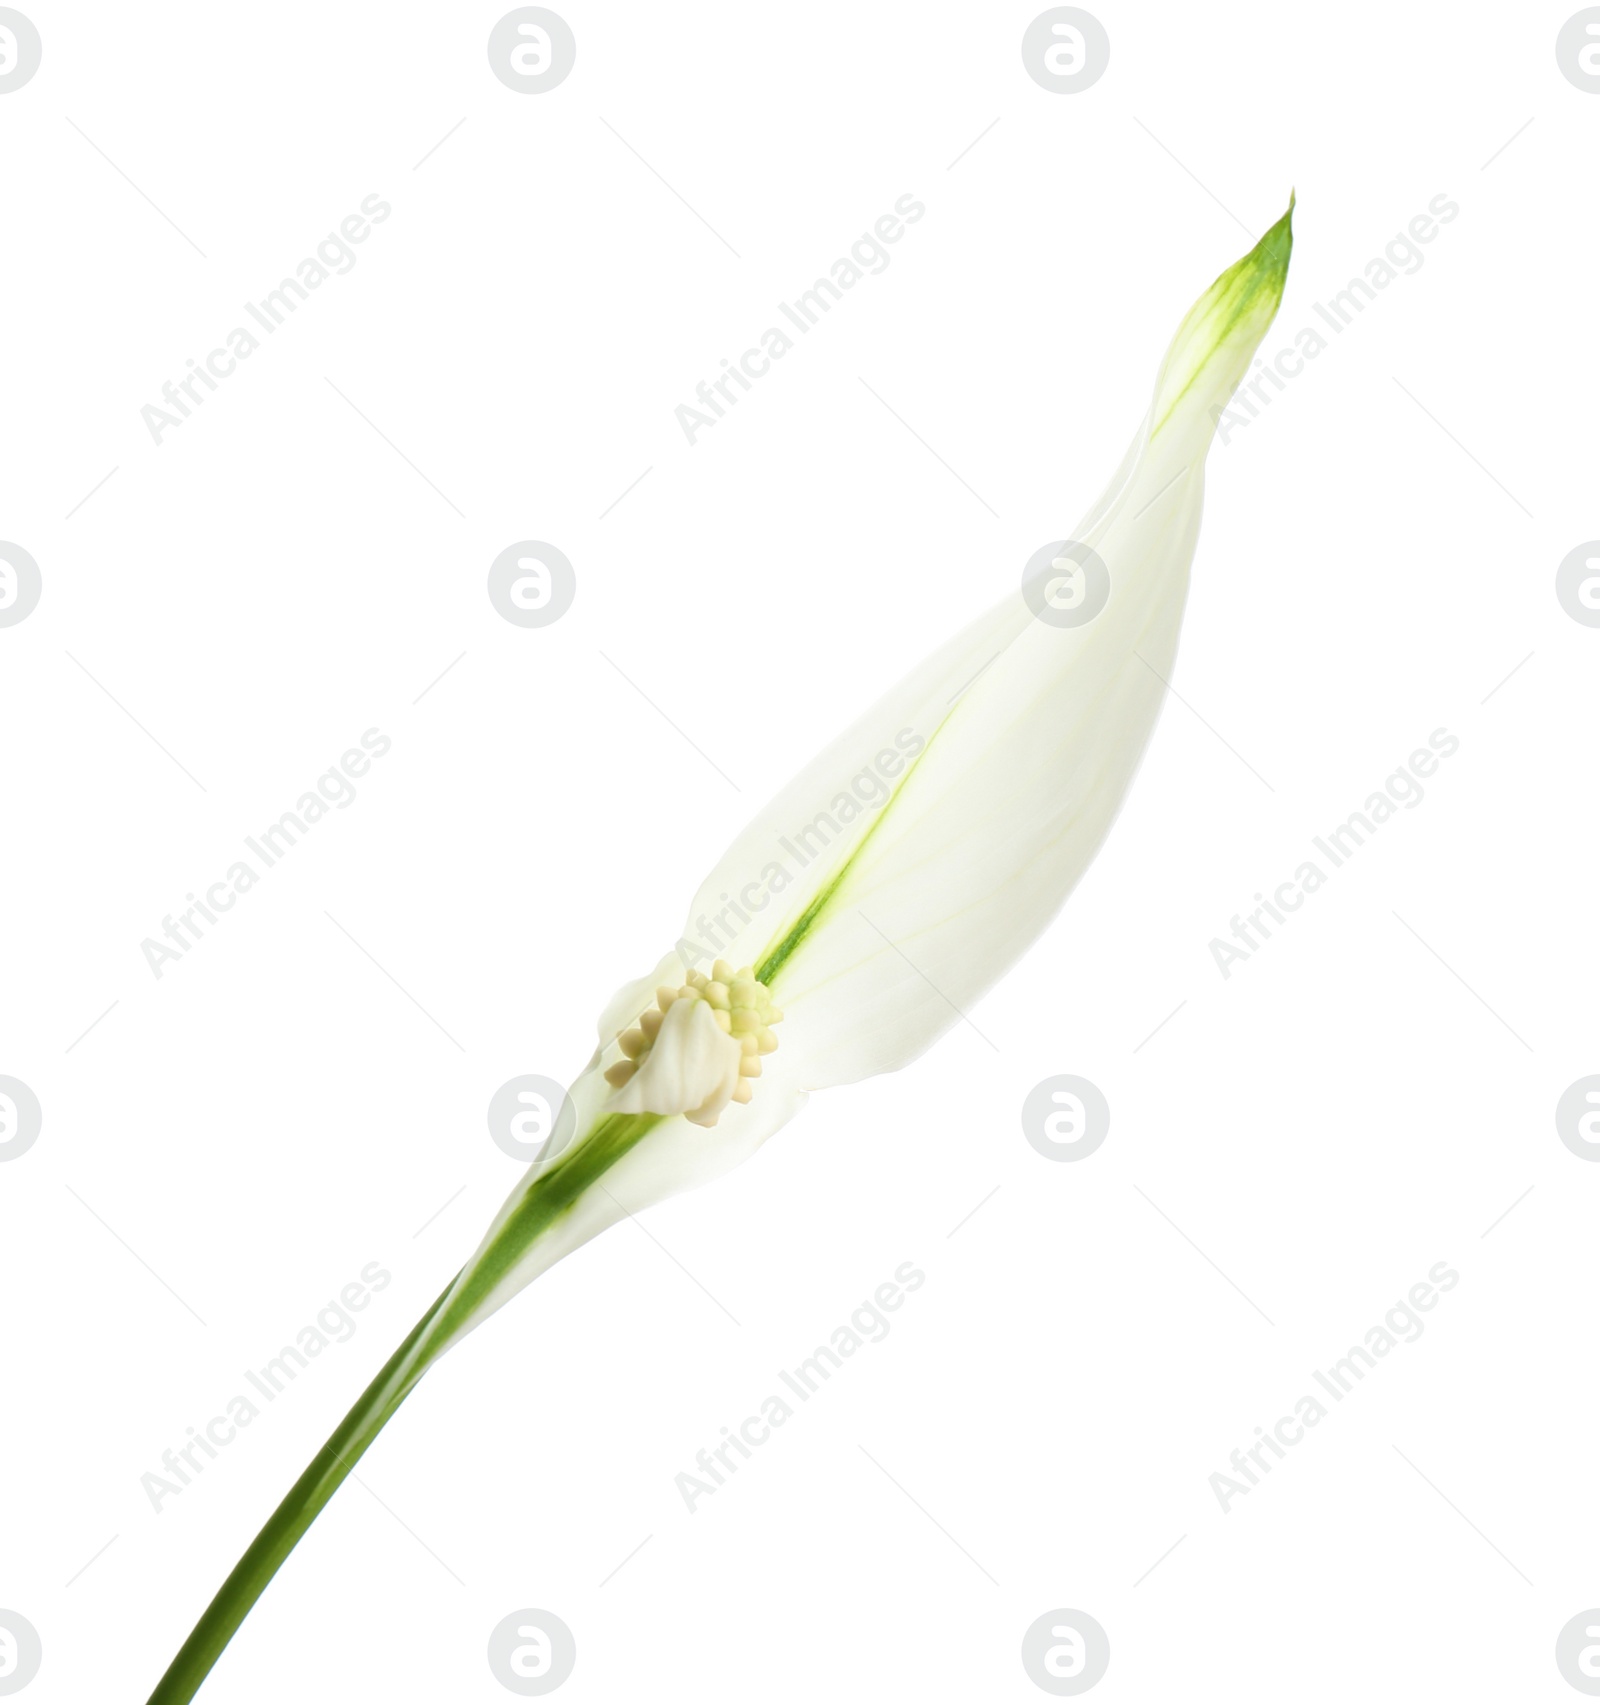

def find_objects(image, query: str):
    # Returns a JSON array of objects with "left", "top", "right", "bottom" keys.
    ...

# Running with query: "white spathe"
[{"left": 448, "top": 203, "right": 1294, "bottom": 1341}]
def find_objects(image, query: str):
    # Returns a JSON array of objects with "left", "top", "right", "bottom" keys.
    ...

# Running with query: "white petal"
[
  {"left": 774, "top": 480, "right": 1196, "bottom": 1085},
  {"left": 677, "top": 203, "right": 1294, "bottom": 1088},
  {"left": 673, "top": 593, "right": 1032, "bottom": 979}
]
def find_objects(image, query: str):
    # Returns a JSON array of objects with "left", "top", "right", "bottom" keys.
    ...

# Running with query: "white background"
[{"left": 2, "top": 2, "right": 1597, "bottom": 1700}]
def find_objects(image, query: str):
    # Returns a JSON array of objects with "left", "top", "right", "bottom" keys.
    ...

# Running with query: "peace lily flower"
[{"left": 148, "top": 198, "right": 1293, "bottom": 1704}]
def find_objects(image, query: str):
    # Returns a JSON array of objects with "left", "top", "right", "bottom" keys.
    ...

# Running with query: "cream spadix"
[{"left": 146, "top": 198, "right": 1294, "bottom": 1705}]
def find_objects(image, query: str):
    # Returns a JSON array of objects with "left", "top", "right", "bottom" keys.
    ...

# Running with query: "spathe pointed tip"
[
  {"left": 1147, "top": 196, "right": 1297, "bottom": 438},
  {"left": 1242, "top": 193, "right": 1295, "bottom": 292}
]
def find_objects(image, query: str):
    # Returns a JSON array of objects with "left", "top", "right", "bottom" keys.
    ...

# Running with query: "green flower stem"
[
  {"left": 143, "top": 1277, "right": 455, "bottom": 1705},
  {"left": 145, "top": 1111, "right": 661, "bottom": 1705}
]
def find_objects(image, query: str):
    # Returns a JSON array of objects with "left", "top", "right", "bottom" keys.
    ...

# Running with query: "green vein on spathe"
[
  {"left": 754, "top": 687, "right": 969, "bottom": 990},
  {"left": 440, "top": 1109, "right": 663, "bottom": 1331}
]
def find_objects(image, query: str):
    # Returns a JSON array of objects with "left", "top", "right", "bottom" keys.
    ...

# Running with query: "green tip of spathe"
[
  {"left": 1252, "top": 190, "right": 1295, "bottom": 285},
  {"left": 1149, "top": 194, "right": 1297, "bottom": 437},
  {"left": 1224, "top": 192, "right": 1295, "bottom": 307}
]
